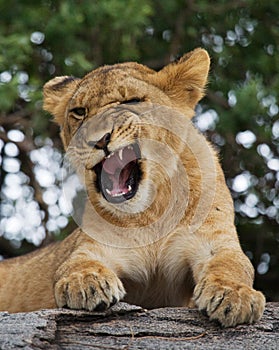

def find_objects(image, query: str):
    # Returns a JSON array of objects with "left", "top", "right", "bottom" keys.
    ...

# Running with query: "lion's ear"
[
  {"left": 43, "top": 76, "right": 80, "bottom": 125},
  {"left": 155, "top": 48, "right": 210, "bottom": 110}
]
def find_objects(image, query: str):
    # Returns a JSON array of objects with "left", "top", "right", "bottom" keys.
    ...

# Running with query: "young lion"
[{"left": 0, "top": 48, "right": 265, "bottom": 327}]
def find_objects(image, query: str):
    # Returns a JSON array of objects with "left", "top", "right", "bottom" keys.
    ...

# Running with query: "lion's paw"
[
  {"left": 54, "top": 266, "right": 126, "bottom": 311},
  {"left": 193, "top": 277, "right": 265, "bottom": 327}
]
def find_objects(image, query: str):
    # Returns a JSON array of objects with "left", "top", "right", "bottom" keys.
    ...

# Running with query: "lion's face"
[
  {"left": 68, "top": 103, "right": 153, "bottom": 212},
  {"left": 43, "top": 49, "right": 210, "bottom": 220}
]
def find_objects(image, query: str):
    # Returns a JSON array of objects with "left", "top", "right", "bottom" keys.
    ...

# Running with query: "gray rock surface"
[{"left": 0, "top": 302, "right": 278, "bottom": 349}]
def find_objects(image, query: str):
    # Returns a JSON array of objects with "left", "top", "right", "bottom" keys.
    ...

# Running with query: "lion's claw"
[
  {"left": 194, "top": 277, "right": 265, "bottom": 327},
  {"left": 55, "top": 266, "right": 126, "bottom": 311}
]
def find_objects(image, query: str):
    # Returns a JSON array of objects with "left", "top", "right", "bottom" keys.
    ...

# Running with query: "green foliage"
[{"left": 0, "top": 0, "right": 278, "bottom": 300}]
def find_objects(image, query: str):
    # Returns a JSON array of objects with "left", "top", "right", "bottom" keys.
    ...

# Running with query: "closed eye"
[{"left": 121, "top": 98, "right": 142, "bottom": 105}]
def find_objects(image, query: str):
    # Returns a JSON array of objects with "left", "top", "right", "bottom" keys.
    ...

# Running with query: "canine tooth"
[
  {"left": 106, "top": 188, "right": 112, "bottom": 195},
  {"left": 128, "top": 185, "right": 132, "bottom": 191},
  {"left": 118, "top": 149, "right": 123, "bottom": 160},
  {"left": 128, "top": 145, "right": 133, "bottom": 150}
]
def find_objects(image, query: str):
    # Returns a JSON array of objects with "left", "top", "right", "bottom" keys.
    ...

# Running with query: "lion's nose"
[
  {"left": 95, "top": 133, "right": 111, "bottom": 149},
  {"left": 91, "top": 132, "right": 111, "bottom": 150}
]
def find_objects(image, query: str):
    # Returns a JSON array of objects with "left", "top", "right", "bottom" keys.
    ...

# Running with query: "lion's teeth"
[
  {"left": 118, "top": 149, "right": 123, "bottom": 160},
  {"left": 105, "top": 188, "right": 126, "bottom": 197},
  {"left": 106, "top": 188, "right": 112, "bottom": 195},
  {"left": 105, "top": 185, "right": 132, "bottom": 198},
  {"left": 106, "top": 151, "right": 114, "bottom": 159},
  {"left": 128, "top": 146, "right": 133, "bottom": 150}
]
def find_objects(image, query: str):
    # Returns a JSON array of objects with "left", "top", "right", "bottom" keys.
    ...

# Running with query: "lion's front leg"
[
  {"left": 192, "top": 250, "right": 265, "bottom": 327},
  {"left": 54, "top": 258, "right": 126, "bottom": 311}
]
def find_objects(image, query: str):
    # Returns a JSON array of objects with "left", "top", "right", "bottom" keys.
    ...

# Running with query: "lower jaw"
[
  {"left": 100, "top": 186, "right": 138, "bottom": 204},
  {"left": 95, "top": 166, "right": 142, "bottom": 204}
]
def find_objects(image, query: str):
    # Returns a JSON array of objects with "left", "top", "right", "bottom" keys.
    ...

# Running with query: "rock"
[{"left": 0, "top": 302, "right": 278, "bottom": 349}]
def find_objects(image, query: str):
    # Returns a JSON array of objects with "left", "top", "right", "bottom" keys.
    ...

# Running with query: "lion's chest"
[{"left": 114, "top": 246, "right": 193, "bottom": 308}]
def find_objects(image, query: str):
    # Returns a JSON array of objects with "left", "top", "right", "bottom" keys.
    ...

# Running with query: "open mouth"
[{"left": 93, "top": 143, "right": 142, "bottom": 203}]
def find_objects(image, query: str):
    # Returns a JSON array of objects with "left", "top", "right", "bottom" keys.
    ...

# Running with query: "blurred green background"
[{"left": 0, "top": 0, "right": 278, "bottom": 301}]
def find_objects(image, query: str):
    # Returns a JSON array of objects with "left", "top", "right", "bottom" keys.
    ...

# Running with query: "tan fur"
[{"left": 0, "top": 49, "right": 265, "bottom": 327}]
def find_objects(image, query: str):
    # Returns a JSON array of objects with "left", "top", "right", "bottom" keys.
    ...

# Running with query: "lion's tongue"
[
  {"left": 102, "top": 147, "right": 136, "bottom": 195},
  {"left": 103, "top": 147, "right": 136, "bottom": 174}
]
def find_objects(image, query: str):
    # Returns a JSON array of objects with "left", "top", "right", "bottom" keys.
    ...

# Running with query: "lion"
[{"left": 0, "top": 48, "right": 265, "bottom": 327}]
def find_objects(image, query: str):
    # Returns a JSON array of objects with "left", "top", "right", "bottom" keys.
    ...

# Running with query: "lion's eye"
[
  {"left": 122, "top": 98, "right": 142, "bottom": 105},
  {"left": 70, "top": 107, "right": 86, "bottom": 117}
]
